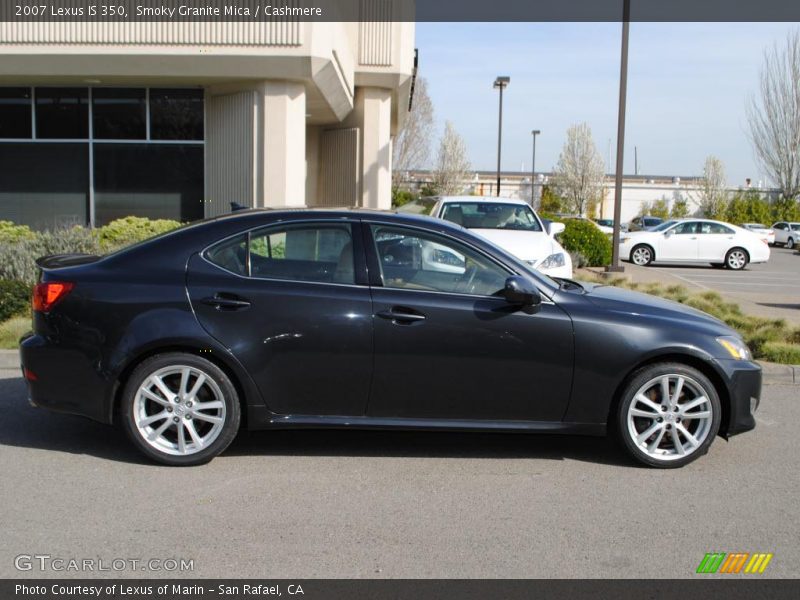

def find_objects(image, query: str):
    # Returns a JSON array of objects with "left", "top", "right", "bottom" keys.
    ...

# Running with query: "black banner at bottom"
[{"left": 4, "top": 580, "right": 800, "bottom": 600}]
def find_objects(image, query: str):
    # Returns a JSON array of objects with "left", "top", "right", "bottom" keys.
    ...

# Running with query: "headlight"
[
  {"left": 539, "top": 253, "right": 565, "bottom": 270},
  {"left": 716, "top": 336, "right": 752, "bottom": 360}
]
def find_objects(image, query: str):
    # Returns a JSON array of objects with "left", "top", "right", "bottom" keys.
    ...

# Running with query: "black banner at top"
[{"left": 2, "top": 0, "right": 800, "bottom": 23}]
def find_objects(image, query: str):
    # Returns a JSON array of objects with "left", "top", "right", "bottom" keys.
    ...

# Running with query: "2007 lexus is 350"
[{"left": 20, "top": 209, "right": 761, "bottom": 467}]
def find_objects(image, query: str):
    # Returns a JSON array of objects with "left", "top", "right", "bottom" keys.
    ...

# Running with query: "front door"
[
  {"left": 186, "top": 220, "right": 373, "bottom": 416},
  {"left": 659, "top": 221, "right": 699, "bottom": 261},
  {"left": 364, "top": 223, "right": 574, "bottom": 422}
]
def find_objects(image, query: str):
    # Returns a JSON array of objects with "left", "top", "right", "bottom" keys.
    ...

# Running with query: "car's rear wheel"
[
  {"left": 788, "top": 237, "right": 796, "bottom": 249},
  {"left": 725, "top": 247, "right": 749, "bottom": 270},
  {"left": 631, "top": 244, "right": 654, "bottom": 266},
  {"left": 121, "top": 353, "right": 240, "bottom": 466},
  {"left": 615, "top": 363, "right": 721, "bottom": 468}
]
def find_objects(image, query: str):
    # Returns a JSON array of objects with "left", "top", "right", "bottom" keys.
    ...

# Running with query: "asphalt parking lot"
[
  {"left": 621, "top": 246, "right": 800, "bottom": 324},
  {"left": 1, "top": 368, "right": 798, "bottom": 579}
]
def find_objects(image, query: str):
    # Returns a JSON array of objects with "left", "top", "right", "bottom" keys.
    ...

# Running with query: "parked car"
[
  {"left": 593, "top": 218, "right": 616, "bottom": 234},
  {"left": 619, "top": 218, "right": 770, "bottom": 270},
  {"left": 771, "top": 221, "right": 800, "bottom": 248},
  {"left": 430, "top": 196, "right": 572, "bottom": 278},
  {"left": 627, "top": 215, "right": 664, "bottom": 232},
  {"left": 741, "top": 223, "right": 775, "bottom": 245},
  {"left": 21, "top": 209, "right": 760, "bottom": 468}
]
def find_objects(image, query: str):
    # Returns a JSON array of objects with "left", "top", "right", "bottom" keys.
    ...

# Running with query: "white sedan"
[
  {"left": 430, "top": 196, "right": 573, "bottom": 278},
  {"left": 742, "top": 223, "right": 775, "bottom": 245},
  {"left": 619, "top": 219, "right": 770, "bottom": 270}
]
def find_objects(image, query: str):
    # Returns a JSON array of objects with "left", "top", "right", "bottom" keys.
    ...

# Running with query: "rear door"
[
  {"left": 186, "top": 219, "right": 373, "bottom": 416},
  {"left": 696, "top": 222, "right": 736, "bottom": 261}
]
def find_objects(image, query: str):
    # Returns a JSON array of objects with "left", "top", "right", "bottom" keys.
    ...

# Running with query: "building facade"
[{"left": 0, "top": 8, "right": 416, "bottom": 229}]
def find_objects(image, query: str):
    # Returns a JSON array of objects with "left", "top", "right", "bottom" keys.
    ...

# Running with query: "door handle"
[
  {"left": 376, "top": 307, "right": 426, "bottom": 324},
  {"left": 200, "top": 294, "right": 251, "bottom": 311}
]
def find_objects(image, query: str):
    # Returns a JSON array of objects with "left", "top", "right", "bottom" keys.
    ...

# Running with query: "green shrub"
[
  {"left": 539, "top": 186, "right": 564, "bottom": 214},
  {"left": 0, "top": 227, "right": 99, "bottom": 286},
  {"left": 670, "top": 197, "right": 690, "bottom": 219},
  {"left": 557, "top": 219, "right": 612, "bottom": 267},
  {"left": 95, "top": 216, "right": 181, "bottom": 252},
  {"left": 0, "top": 221, "right": 35, "bottom": 243},
  {"left": 391, "top": 188, "right": 417, "bottom": 209},
  {"left": 0, "top": 315, "right": 31, "bottom": 349},
  {"left": 639, "top": 198, "right": 670, "bottom": 220},
  {"left": 759, "top": 342, "right": 800, "bottom": 365},
  {"left": 0, "top": 280, "right": 30, "bottom": 322}
]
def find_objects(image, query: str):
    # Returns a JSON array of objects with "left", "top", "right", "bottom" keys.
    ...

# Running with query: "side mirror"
[
  {"left": 503, "top": 276, "right": 542, "bottom": 312},
  {"left": 548, "top": 221, "right": 565, "bottom": 237}
]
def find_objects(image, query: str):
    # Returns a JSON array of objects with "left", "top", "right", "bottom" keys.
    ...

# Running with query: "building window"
[
  {"left": 0, "top": 143, "right": 88, "bottom": 229},
  {"left": 150, "top": 88, "right": 204, "bottom": 141},
  {"left": 0, "top": 88, "right": 32, "bottom": 139},
  {"left": 35, "top": 87, "right": 89, "bottom": 139},
  {"left": 94, "top": 143, "right": 204, "bottom": 226},
  {"left": 92, "top": 88, "right": 146, "bottom": 140}
]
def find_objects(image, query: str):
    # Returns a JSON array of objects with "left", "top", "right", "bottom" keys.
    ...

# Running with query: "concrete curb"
[{"left": 1, "top": 348, "right": 797, "bottom": 385}]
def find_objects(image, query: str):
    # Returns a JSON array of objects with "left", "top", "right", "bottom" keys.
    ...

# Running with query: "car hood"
[
  {"left": 581, "top": 283, "right": 731, "bottom": 334},
  {"left": 470, "top": 229, "right": 560, "bottom": 261}
]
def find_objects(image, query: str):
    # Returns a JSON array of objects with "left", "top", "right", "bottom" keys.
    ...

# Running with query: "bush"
[
  {"left": 0, "top": 227, "right": 99, "bottom": 286},
  {"left": 539, "top": 186, "right": 564, "bottom": 214},
  {"left": 670, "top": 197, "right": 690, "bottom": 219},
  {"left": 0, "top": 315, "right": 31, "bottom": 349},
  {"left": 0, "top": 221, "right": 35, "bottom": 243},
  {"left": 0, "top": 280, "right": 30, "bottom": 322},
  {"left": 639, "top": 198, "right": 670, "bottom": 220},
  {"left": 759, "top": 342, "right": 800, "bottom": 365},
  {"left": 95, "top": 216, "right": 181, "bottom": 252},
  {"left": 557, "top": 219, "right": 612, "bottom": 267}
]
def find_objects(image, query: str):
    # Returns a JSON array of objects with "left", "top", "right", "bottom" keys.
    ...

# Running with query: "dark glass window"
[
  {"left": 248, "top": 225, "right": 354, "bottom": 284},
  {"left": 0, "top": 88, "right": 32, "bottom": 139},
  {"left": 206, "top": 235, "right": 248, "bottom": 276},
  {"left": 0, "top": 143, "right": 88, "bottom": 229},
  {"left": 93, "top": 143, "right": 204, "bottom": 225},
  {"left": 92, "top": 88, "right": 146, "bottom": 139},
  {"left": 150, "top": 88, "right": 204, "bottom": 140},
  {"left": 35, "top": 88, "right": 89, "bottom": 139}
]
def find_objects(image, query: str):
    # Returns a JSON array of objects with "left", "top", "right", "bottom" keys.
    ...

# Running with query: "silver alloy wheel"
[
  {"left": 788, "top": 237, "right": 795, "bottom": 249},
  {"left": 631, "top": 246, "right": 652, "bottom": 266},
  {"left": 133, "top": 365, "right": 226, "bottom": 456},
  {"left": 726, "top": 249, "right": 747, "bottom": 270},
  {"left": 626, "top": 374, "right": 713, "bottom": 462}
]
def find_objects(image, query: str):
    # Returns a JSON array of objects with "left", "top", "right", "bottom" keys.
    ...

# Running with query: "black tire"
[
  {"left": 120, "top": 353, "right": 241, "bottom": 466},
  {"left": 630, "top": 244, "right": 654, "bottom": 266},
  {"left": 788, "top": 237, "right": 795, "bottom": 249},
  {"left": 614, "top": 362, "right": 721, "bottom": 468},
  {"left": 725, "top": 247, "right": 749, "bottom": 270}
]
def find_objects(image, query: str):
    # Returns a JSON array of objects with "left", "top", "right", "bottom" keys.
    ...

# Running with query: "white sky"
[{"left": 416, "top": 22, "right": 799, "bottom": 186}]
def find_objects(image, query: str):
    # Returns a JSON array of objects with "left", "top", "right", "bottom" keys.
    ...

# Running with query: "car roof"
[{"left": 436, "top": 196, "right": 531, "bottom": 206}]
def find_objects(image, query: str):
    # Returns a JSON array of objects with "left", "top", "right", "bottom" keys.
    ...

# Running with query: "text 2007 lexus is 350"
[{"left": 20, "top": 209, "right": 761, "bottom": 467}]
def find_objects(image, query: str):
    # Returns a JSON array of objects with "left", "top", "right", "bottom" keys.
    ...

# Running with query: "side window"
[
  {"left": 206, "top": 234, "right": 248, "bottom": 276},
  {"left": 672, "top": 222, "right": 696, "bottom": 234},
  {"left": 775, "top": 223, "right": 786, "bottom": 230},
  {"left": 699, "top": 222, "right": 733, "bottom": 234},
  {"left": 249, "top": 224, "right": 354, "bottom": 284},
  {"left": 206, "top": 224, "right": 354, "bottom": 284},
  {"left": 371, "top": 225, "right": 509, "bottom": 297}
]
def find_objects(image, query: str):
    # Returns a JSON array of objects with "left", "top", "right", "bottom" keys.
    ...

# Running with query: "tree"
[
  {"left": 696, "top": 155, "right": 729, "bottom": 219},
  {"left": 392, "top": 77, "right": 434, "bottom": 187},
  {"left": 431, "top": 121, "right": 472, "bottom": 196},
  {"left": 746, "top": 30, "right": 800, "bottom": 203},
  {"left": 639, "top": 198, "right": 670, "bottom": 220},
  {"left": 552, "top": 123, "right": 605, "bottom": 216},
  {"left": 670, "top": 193, "right": 690, "bottom": 218}
]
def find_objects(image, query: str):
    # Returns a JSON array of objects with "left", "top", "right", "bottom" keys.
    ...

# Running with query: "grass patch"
[
  {"left": 576, "top": 271, "right": 800, "bottom": 365},
  {"left": 0, "top": 315, "right": 30, "bottom": 349}
]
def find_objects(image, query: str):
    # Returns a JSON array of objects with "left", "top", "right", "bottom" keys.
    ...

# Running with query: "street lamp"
[
  {"left": 493, "top": 76, "right": 510, "bottom": 197},
  {"left": 530, "top": 129, "right": 541, "bottom": 205}
]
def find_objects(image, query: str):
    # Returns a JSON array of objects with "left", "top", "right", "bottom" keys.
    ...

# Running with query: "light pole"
[
  {"left": 607, "top": 0, "right": 630, "bottom": 273},
  {"left": 493, "top": 76, "right": 510, "bottom": 197},
  {"left": 530, "top": 129, "right": 540, "bottom": 205}
]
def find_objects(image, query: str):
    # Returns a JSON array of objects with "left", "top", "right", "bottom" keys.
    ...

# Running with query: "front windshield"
[
  {"left": 441, "top": 202, "right": 543, "bottom": 231},
  {"left": 649, "top": 220, "right": 678, "bottom": 232}
]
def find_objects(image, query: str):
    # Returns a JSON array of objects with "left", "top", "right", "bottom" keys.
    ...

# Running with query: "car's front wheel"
[
  {"left": 615, "top": 363, "right": 721, "bottom": 468},
  {"left": 630, "top": 244, "right": 654, "bottom": 266},
  {"left": 121, "top": 353, "right": 241, "bottom": 466},
  {"left": 725, "top": 247, "right": 749, "bottom": 270}
]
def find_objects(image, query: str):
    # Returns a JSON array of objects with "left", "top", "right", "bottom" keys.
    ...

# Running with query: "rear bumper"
[
  {"left": 19, "top": 333, "right": 112, "bottom": 424},
  {"left": 714, "top": 358, "right": 761, "bottom": 437}
]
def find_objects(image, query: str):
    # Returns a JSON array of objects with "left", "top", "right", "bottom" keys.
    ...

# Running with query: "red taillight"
[
  {"left": 32, "top": 281, "right": 74, "bottom": 312},
  {"left": 23, "top": 368, "right": 37, "bottom": 382}
]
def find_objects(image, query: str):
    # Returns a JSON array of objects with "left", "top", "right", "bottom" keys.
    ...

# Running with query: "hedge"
[
  {"left": 556, "top": 219, "right": 612, "bottom": 267},
  {"left": 0, "top": 279, "right": 30, "bottom": 322}
]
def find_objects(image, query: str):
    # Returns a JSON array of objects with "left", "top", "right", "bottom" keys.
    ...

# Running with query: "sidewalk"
[{"left": 1, "top": 349, "right": 796, "bottom": 385}]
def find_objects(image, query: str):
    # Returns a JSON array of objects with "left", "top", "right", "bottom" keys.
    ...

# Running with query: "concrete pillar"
[
  {"left": 256, "top": 81, "right": 307, "bottom": 208},
  {"left": 358, "top": 87, "right": 392, "bottom": 209}
]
